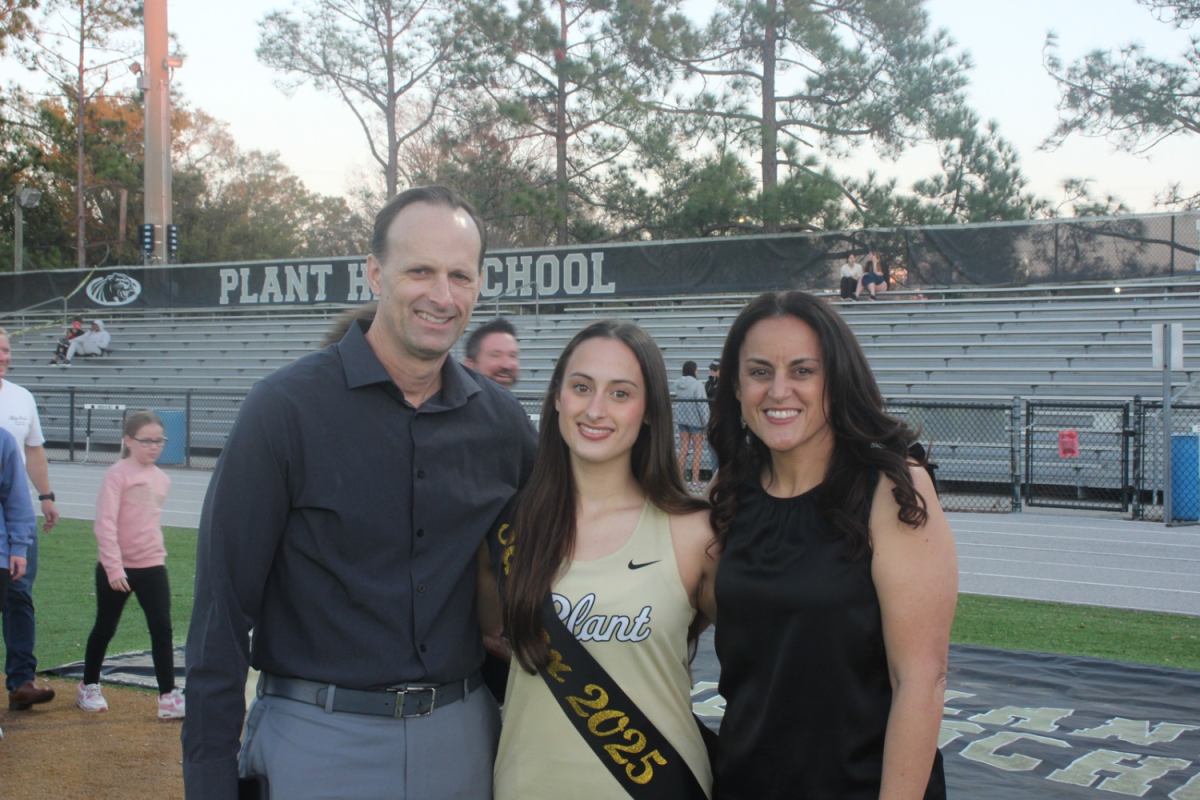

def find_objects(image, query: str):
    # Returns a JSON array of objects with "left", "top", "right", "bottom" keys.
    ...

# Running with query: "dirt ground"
[{"left": 0, "top": 676, "right": 184, "bottom": 799}]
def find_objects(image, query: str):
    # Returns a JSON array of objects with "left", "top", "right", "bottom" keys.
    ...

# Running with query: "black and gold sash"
[{"left": 489, "top": 501, "right": 710, "bottom": 800}]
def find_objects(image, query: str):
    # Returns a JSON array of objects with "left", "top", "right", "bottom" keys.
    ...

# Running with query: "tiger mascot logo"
[{"left": 86, "top": 273, "right": 142, "bottom": 306}]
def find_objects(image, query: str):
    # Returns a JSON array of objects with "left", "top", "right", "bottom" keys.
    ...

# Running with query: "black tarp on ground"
[
  {"left": 50, "top": 641, "right": 1200, "bottom": 797},
  {"left": 47, "top": 645, "right": 186, "bottom": 690},
  {"left": 690, "top": 640, "right": 1200, "bottom": 798}
]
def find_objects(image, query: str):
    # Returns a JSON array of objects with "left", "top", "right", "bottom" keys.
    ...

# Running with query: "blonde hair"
[{"left": 120, "top": 410, "right": 165, "bottom": 458}]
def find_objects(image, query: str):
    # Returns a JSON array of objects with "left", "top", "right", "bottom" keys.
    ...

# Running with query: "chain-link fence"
[
  {"left": 34, "top": 388, "right": 244, "bottom": 469},
  {"left": 1134, "top": 400, "right": 1200, "bottom": 523},
  {"left": 887, "top": 400, "right": 1020, "bottom": 513},
  {"left": 33, "top": 385, "right": 1200, "bottom": 522}
]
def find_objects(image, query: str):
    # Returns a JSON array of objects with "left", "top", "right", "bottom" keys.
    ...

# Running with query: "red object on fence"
[{"left": 1058, "top": 430, "right": 1079, "bottom": 458}]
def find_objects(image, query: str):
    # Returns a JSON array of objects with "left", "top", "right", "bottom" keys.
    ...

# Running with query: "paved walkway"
[{"left": 46, "top": 463, "right": 1200, "bottom": 616}]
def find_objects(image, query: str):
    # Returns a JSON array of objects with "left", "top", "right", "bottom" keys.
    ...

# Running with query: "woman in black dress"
[{"left": 707, "top": 291, "right": 957, "bottom": 799}]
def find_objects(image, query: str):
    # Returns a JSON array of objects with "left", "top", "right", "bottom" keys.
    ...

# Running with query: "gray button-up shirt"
[{"left": 183, "top": 320, "right": 537, "bottom": 797}]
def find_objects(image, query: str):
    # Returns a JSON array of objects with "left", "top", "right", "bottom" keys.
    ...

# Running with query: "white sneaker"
[
  {"left": 157, "top": 688, "right": 185, "bottom": 719},
  {"left": 76, "top": 682, "right": 109, "bottom": 712}
]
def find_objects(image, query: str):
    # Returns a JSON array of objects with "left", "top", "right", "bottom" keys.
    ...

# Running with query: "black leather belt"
[{"left": 259, "top": 671, "right": 483, "bottom": 718}]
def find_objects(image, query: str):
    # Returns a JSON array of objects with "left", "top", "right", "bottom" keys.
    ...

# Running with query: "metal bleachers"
[{"left": 3, "top": 276, "right": 1198, "bottom": 404}]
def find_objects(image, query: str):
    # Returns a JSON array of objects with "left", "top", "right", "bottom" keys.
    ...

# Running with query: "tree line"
[{"left": 1, "top": 0, "right": 1196, "bottom": 272}]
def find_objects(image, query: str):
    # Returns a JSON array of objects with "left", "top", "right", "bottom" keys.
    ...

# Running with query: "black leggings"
[{"left": 84, "top": 563, "right": 175, "bottom": 694}]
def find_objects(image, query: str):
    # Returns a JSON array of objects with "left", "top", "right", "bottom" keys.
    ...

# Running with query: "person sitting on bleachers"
[
  {"left": 838, "top": 253, "right": 863, "bottom": 301},
  {"left": 53, "top": 320, "right": 111, "bottom": 367},
  {"left": 859, "top": 253, "right": 888, "bottom": 300},
  {"left": 48, "top": 317, "right": 85, "bottom": 366}
]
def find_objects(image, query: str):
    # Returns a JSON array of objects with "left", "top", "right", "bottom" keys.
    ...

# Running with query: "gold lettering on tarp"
[
  {"left": 1170, "top": 770, "right": 1200, "bottom": 799},
  {"left": 690, "top": 681, "right": 724, "bottom": 718},
  {"left": 959, "top": 732, "right": 1071, "bottom": 771},
  {"left": 1073, "top": 717, "right": 1200, "bottom": 746},
  {"left": 939, "top": 720, "right": 985, "bottom": 748},
  {"left": 969, "top": 706, "right": 1076, "bottom": 733},
  {"left": 943, "top": 689, "right": 975, "bottom": 716},
  {"left": 1047, "top": 749, "right": 1193, "bottom": 795}
]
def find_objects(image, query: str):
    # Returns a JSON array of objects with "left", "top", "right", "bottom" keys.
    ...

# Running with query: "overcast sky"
[{"left": 8, "top": 0, "right": 1198, "bottom": 212}]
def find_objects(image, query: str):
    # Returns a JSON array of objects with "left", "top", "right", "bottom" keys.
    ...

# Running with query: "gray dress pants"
[{"left": 239, "top": 683, "right": 501, "bottom": 799}]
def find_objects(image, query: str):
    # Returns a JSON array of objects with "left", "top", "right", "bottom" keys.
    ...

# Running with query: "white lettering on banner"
[
  {"left": 969, "top": 706, "right": 1076, "bottom": 733},
  {"left": 564, "top": 253, "right": 588, "bottom": 294},
  {"left": 1073, "top": 718, "right": 1200, "bottom": 746},
  {"left": 285, "top": 265, "right": 309, "bottom": 302},
  {"left": 536, "top": 255, "right": 560, "bottom": 295},
  {"left": 482, "top": 257, "right": 502, "bottom": 296},
  {"left": 310, "top": 264, "right": 332, "bottom": 301},
  {"left": 959, "top": 731, "right": 1072, "bottom": 771},
  {"left": 217, "top": 263, "right": 337, "bottom": 305},
  {"left": 551, "top": 592, "right": 651, "bottom": 643},
  {"left": 239, "top": 267, "right": 259, "bottom": 303},
  {"left": 347, "top": 262, "right": 372, "bottom": 301},
  {"left": 507, "top": 255, "right": 534, "bottom": 297},
  {"left": 261, "top": 267, "right": 284, "bottom": 304},
  {"left": 591, "top": 253, "right": 615, "bottom": 293},
  {"left": 219, "top": 269, "right": 238, "bottom": 305},
  {"left": 479, "top": 251, "right": 619, "bottom": 298},
  {"left": 1047, "top": 749, "right": 1193, "bottom": 795}
]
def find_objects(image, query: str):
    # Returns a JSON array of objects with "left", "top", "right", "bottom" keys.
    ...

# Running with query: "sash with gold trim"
[{"left": 489, "top": 501, "right": 710, "bottom": 800}]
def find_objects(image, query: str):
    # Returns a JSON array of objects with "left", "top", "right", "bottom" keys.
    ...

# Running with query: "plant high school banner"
[
  {"left": 689, "top": 641, "right": 1200, "bottom": 798},
  {"left": 2, "top": 212, "right": 1196, "bottom": 313}
]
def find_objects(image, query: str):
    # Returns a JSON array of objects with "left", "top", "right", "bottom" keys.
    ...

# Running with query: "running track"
[{"left": 47, "top": 463, "right": 1200, "bottom": 617}]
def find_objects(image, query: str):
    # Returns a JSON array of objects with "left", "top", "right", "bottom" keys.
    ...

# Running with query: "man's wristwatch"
[{"left": 38, "top": 492, "right": 55, "bottom": 502}]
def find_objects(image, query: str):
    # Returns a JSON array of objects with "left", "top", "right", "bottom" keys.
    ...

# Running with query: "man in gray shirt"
[{"left": 183, "top": 186, "right": 537, "bottom": 798}]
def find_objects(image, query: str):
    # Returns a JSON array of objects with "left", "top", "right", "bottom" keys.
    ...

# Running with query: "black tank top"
[{"left": 713, "top": 474, "right": 946, "bottom": 799}]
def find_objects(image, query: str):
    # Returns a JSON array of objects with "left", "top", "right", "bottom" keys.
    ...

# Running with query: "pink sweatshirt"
[{"left": 93, "top": 457, "right": 171, "bottom": 581}]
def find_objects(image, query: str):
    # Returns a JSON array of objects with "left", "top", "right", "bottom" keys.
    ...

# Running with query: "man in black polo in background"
[{"left": 183, "top": 186, "right": 537, "bottom": 798}]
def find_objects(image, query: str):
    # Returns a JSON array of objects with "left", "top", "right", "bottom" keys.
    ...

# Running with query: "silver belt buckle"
[{"left": 390, "top": 685, "right": 437, "bottom": 718}]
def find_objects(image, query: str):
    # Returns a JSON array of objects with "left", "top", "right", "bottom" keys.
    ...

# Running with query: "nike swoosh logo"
[{"left": 628, "top": 559, "right": 661, "bottom": 570}]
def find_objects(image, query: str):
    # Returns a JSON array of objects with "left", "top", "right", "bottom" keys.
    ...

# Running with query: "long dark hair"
[
  {"left": 506, "top": 320, "right": 707, "bottom": 673},
  {"left": 708, "top": 291, "right": 927, "bottom": 559}
]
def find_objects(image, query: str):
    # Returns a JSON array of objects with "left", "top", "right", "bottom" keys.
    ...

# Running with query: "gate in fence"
[{"left": 1023, "top": 401, "right": 1133, "bottom": 513}]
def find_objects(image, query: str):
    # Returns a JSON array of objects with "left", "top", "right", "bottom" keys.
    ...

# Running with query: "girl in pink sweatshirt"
[{"left": 76, "top": 411, "right": 184, "bottom": 719}]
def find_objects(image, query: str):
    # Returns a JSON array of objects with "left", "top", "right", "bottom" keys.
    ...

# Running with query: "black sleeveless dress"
[{"left": 713, "top": 476, "right": 946, "bottom": 799}]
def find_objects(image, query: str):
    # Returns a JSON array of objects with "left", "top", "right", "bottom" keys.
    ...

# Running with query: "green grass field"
[
  {"left": 17, "top": 519, "right": 1200, "bottom": 673},
  {"left": 26, "top": 519, "right": 198, "bottom": 672}
]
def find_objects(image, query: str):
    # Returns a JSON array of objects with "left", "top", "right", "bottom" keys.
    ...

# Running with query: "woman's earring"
[{"left": 740, "top": 414, "right": 747, "bottom": 429}]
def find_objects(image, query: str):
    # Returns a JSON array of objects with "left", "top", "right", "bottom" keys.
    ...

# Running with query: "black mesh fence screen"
[{"left": 3, "top": 212, "right": 1197, "bottom": 309}]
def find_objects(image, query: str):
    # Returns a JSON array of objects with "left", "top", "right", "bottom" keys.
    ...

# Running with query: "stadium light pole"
[
  {"left": 141, "top": 0, "right": 181, "bottom": 265},
  {"left": 13, "top": 186, "right": 42, "bottom": 273}
]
